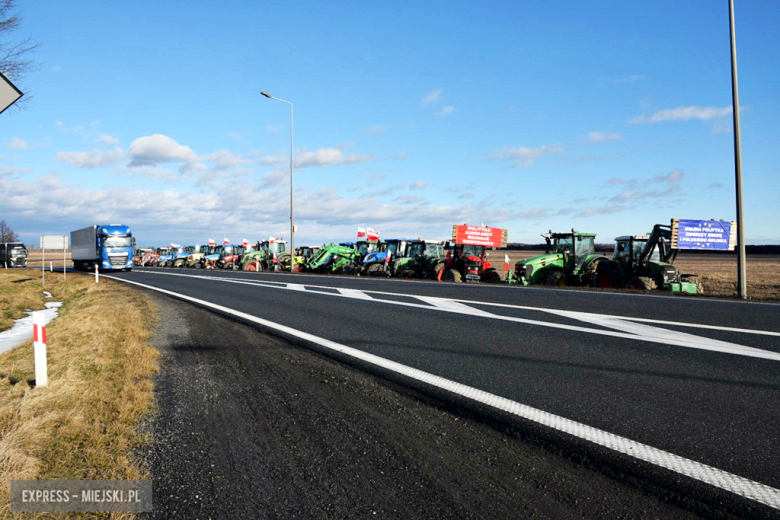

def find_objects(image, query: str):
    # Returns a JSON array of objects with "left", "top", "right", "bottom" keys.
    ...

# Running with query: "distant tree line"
[{"left": 0, "top": 219, "right": 19, "bottom": 242}]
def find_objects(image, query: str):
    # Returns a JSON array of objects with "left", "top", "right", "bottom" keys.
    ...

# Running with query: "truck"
[
  {"left": 71, "top": 224, "right": 134, "bottom": 271},
  {"left": 0, "top": 242, "right": 28, "bottom": 268}
]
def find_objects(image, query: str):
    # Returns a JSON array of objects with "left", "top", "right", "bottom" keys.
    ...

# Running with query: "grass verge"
[{"left": 0, "top": 270, "right": 159, "bottom": 517}]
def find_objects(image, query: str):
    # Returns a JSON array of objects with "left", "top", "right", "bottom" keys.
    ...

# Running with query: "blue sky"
[{"left": 2, "top": 1, "right": 778, "bottom": 247}]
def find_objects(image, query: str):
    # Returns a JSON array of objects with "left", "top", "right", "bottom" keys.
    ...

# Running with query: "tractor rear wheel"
[
  {"left": 626, "top": 276, "right": 657, "bottom": 291},
  {"left": 595, "top": 270, "right": 613, "bottom": 288},
  {"left": 432, "top": 262, "right": 446, "bottom": 281},
  {"left": 481, "top": 269, "right": 501, "bottom": 284},
  {"left": 245, "top": 262, "right": 256, "bottom": 272},
  {"left": 367, "top": 263, "right": 387, "bottom": 277},
  {"left": 442, "top": 269, "right": 462, "bottom": 283},
  {"left": 583, "top": 258, "right": 604, "bottom": 286},
  {"left": 398, "top": 269, "right": 418, "bottom": 280},
  {"left": 545, "top": 270, "right": 567, "bottom": 287}
]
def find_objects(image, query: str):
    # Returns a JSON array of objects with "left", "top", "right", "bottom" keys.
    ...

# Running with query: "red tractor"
[{"left": 440, "top": 243, "right": 501, "bottom": 283}]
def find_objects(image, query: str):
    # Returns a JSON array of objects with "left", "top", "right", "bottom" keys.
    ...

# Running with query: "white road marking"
[
  {"left": 415, "top": 296, "right": 495, "bottom": 318},
  {"left": 105, "top": 275, "right": 780, "bottom": 510},
  {"left": 287, "top": 283, "right": 306, "bottom": 291},
  {"left": 128, "top": 269, "right": 780, "bottom": 361},
  {"left": 338, "top": 288, "right": 373, "bottom": 300}
]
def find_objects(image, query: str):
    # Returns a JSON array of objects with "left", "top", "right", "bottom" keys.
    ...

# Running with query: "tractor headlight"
[
  {"left": 663, "top": 266, "right": 677, "bottom": 281},
  {"left": 523, "top": 264, "right": 533, "bottom": 279}
]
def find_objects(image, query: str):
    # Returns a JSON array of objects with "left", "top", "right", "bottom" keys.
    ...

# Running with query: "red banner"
[{"left": 452, "top": 225, "right": 507, "bottom": 247}]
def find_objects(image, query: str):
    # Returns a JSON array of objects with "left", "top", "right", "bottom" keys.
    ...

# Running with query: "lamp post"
[
  {"left": 261, "top": 91, "right": 295, "bottom": 272},
  {"left": 728, "top": 0, "right": 747, "bottom": 299}
]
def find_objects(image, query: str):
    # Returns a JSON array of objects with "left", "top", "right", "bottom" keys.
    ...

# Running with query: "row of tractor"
[
  {"left": 134, "top": 237, "right": 503, "bottom": 283},
  {"left": 509, "top": 224, "right": 700, "bottom": 293},
  {"left": 133, "top": 221, "right": 702, "bottom": 294}
]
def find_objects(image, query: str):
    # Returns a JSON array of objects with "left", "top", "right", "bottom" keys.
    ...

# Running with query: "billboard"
[
  {"left": 671, "top": 219, "right": 737, "bottom": 251},
  {"left": 451, "top": 225, "right": 508, "bottom": 248}
]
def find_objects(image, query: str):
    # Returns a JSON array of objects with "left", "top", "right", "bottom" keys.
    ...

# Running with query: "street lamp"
[
  {"left": 728, "top": 0, "right": 747, "bottom": 299},
  {"left": 261, "top": 91, "right": 295, "bottom": 272}
]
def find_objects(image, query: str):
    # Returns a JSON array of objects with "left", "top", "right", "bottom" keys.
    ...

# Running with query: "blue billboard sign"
[{"left": 672, "top": 219, "right": 736, "bottom": 251}]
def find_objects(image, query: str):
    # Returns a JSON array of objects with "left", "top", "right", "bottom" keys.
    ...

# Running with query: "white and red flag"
[
  {"left": 242, "top": 238, "right": 249, "bottom": 247},
  {"left": 170, "top": 243, "right": 181, "bottom": 249},
  {"left": 367, "top": 227, "right": 379, "bottom": 242},
  {"left": 385, "top": 248, "right": 392, "bottom": 264},
  {"left": 504, "top": 254, "right": 511, "bottom": 272},
  {"left": 357, "top": 227, "right": 366, "bottom": 238},
  {"left": 223, "top": 238, "right": 230, "bottom": 245},
  {"left": 208, "top": 238, "right": 216, "bottom": 246},
  {"left": 269, "top": 236, "right": 276, "bottom": 244}
]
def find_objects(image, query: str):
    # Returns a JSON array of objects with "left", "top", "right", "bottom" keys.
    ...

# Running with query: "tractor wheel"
[
  {"left": 583, "top": 258, "right": 604, "bottom": 286},
  {"left": 595, "top": 270, "right": 614, "bottom": 289},
  {"left": 481, "top": 269, "right": 501, "bottom": 284},
  {"left": 367, "top": 263, "right": 388, "bottom": 277},
  {"left": 442, "top": 269, "right": 462, "bottom": 283},
  {"left": 432, "top": 262, "right": 446, "bottom": 281},
  {"left": 245, "top": 262, "right": 256, "bottom": 272},
  {"left": 340, "top": 264, "right": 359, "bottom": 276},
  {"left": 626, "top": 276, "right": 657, "bottom": 291},
  {"left": 545, "top": 270, "right": 567, "bottom": 287},
  {"left": 398, "top": 269, "right": 418, "bottom": 280}
]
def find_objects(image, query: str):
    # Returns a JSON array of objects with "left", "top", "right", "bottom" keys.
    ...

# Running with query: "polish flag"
[
  {"left": 223, "top": 238, "right": 230, "bottom": 245},
  {"left": 357, "top": 227, "right": 366, "bottom": 238},
  {"left": 208, "top": 239, "right": 216, "bottom": 246},
  {"left": 170, "top": 243, "right": 181, "bottom": 249},
  {"left": 504, "top": 254, "right": 511, "bottom": 272},
  {"left": 242, "top": 238, "right": 249, "bottom": 247},
  {"left": 367, "top": 228, "right": 379, "bottom": 242},
  {"left": 269, "top": 236, "right": 276, "bottom": 244},
  {"left": 385, "top": 249, "right": 391, "bottom": 264}
]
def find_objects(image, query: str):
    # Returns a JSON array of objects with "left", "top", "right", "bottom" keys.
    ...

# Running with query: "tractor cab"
[
  {"left": 297, "top": 246, "right": 320, "bottom": 260},
  {"left": 445, "top": 243, "right": 489, "bottom": 282},
  {"left": 545, "top": 231, "right": 597, "bottom": 271}
]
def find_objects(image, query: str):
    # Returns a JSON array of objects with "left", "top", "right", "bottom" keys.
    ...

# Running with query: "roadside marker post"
[
  {"left": 33, "top": 312, "right": 48, "bottom": 387},
  {"left": 256, "top": 259, "right": 260, "bottom": 272},
  {"left": 95, "top": 264, "right": 99, "bottom": 284},
  {"left": 50, "top": 261, "right": 53, "bottom": 272}
]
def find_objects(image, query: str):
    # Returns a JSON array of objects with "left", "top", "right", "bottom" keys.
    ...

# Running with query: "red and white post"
[
  {"left": 95, "top": 264, "right": 99, "bottom": 283},
  {"left": 33, "top": 312, "right": 48, "bottom": 387}
]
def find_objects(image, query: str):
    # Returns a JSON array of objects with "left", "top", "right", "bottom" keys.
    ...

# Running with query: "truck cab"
[
  {"left": 72, "top": 224, "right": 134, "bottom": 271},
  {"left": 0, "top": 242, "right": 28, "bottom": 268}
]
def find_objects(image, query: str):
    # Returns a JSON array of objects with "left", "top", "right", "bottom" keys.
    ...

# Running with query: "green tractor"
[
  {"left": 280, "top": 246, "right": 321, "bottom": 272},
  {"left": 303, "top": 243, "right": 362, "bottom": 274},
  {"left": 242, "top": 239, "right": 286, "bottom": 271},
  {"left": 593, "top": 224, "right": 700, "bottom": 293},
  {"left": 511, "top": 230, "right": 607, "bottom": 287},
  {"left": 393, "top": 240, "right": 447, "bottom": 280}
]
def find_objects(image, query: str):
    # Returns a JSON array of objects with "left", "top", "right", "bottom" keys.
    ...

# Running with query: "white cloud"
[
  {"left": 55, "top": 148, "right": 124, "bottom": 169},
  {"left": 127, "top": 134, "right": 202, "bottom": 172},
  {"left": 706, "top": 182, "right": 724, "bottom": 190},
  {"left": 206, "top": 149, "right": 250, "bottom": 171},
  {"left": 586, "top": 131, "right": 624, "bottom": 144},
  {"left": 409, "top": 180, "right": 427, "bottom": 190},
  {"left": 365, "top": 125, "right": 390, "bottom": 135},
  {"left": 8, "top": 137, "right": 27, "bottom": 149},
  {"left": 491, "top": 145, "right": 565, "bottom": 167},
  {"left": 607, "top": 169, "right": 684, "bottom": 202},
  {"left": 439, "top": 106, "right": 456, "bottom": 116},
  {"left": 630, "top": 105, "right": 733, "bottom": 124},
  {"left": 294, "top": 147, "right": 372, "bottom": 169},
  {"left": 96, "top": 134, "right": 119, "bottom": 146},
  {"left": 395, "top": 195, "right": 424, "bottom": 205},
  {"left": 266, "top": 125, "right": 282, "bottom": 133},
  {"left": 394, "top": 151, "right": 408, "bottom": 160},
  {"left": 421, "top": 88, "right": 442, "bottom": 106},
  {"left": 51, "top": 66, "right": 63, "bottom": 72},
  {"left": 259, "top": 154, "right": 287, "bottom": 166}
]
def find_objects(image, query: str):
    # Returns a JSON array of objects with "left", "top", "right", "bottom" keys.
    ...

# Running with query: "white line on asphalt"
[
  {"left": 105, "top": 275, "right": 780, "bottom": 511},
  {"left": 127, "top": 270, "right": 780, "bottom": 361},
  {"left": 338, "top": 288, "right": 373, "bottom": 300},
  {"left": 287, "top": 283, "right": 306, "bottom": 291}
]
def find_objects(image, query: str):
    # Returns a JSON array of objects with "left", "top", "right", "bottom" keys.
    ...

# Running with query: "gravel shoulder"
[{"left": 140, "top": 291, "right": 721, "bottom": 519}]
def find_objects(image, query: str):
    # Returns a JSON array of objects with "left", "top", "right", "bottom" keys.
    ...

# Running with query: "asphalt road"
[{"left": 107, "top": 267, "right": 780, "bottom": 516}]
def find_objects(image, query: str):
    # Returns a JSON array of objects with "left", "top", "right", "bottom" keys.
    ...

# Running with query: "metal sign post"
[{"left": 729, "top": 0, "right": 747, "bottom": 299}]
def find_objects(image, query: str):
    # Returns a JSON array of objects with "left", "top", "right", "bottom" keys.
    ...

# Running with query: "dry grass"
[
  {"left": 0, "top": 271, "right": 159, "bottom": 518},
  {"left": 493, "top": 250, "right": 780, "bottom": 301}
]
